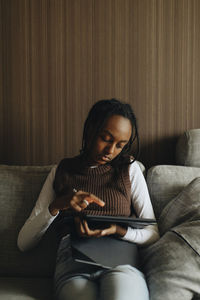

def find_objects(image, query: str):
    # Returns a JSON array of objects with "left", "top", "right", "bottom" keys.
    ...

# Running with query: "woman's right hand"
[{"left": 49, "top": 190, "right": 105, "bottom": 216}]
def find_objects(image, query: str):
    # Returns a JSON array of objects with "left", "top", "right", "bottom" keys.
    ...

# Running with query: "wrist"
[{"left": 116, "top": 225, "right": 127, "bottom": 237}]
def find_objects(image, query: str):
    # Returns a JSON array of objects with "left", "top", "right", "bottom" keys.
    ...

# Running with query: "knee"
[
  {"left": 100, "top": 265, "right": 149, "bottom": 300},
  {"left": 112, "top": 264, "right": 145, "bottom": 279},
  {"left": 56, "top": 277, "right": 98, "bottom": 300}
]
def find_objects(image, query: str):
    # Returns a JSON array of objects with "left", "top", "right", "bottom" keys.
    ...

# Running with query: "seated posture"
[{"left": 18, "top": 99, "right": 159, "bottom": 300}]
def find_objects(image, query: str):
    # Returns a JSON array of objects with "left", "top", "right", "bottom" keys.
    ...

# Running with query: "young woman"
[{"left": 18, "top": 99, "right": 159, "bottom": 300}]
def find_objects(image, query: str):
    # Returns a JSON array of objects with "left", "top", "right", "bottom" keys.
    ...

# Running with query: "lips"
[
  {"left": 92, "top": 154, "right": 112, "bottom": 165},
  {"left": 99, "top": 155, "right": 112, "bottom": 162}
]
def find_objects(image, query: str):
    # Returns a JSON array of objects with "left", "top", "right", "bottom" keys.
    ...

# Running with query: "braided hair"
[{"left": 80, "top": 99, "right": 140, "bottom": 168}]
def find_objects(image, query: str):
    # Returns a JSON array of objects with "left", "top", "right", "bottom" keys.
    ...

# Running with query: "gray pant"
[{"left": 54, "top": 235, "right": 149, "bottom": 300}]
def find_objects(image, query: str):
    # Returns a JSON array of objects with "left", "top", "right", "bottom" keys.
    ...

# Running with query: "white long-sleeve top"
[{"left": 17, "top": 161, "right": 159, "bottom": 251}]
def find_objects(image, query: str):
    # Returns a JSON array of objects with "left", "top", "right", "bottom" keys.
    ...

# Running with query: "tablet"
[
  {"left": 56, "top": 214, "right": 156, "bottom": 229},
  {"left": 84, "top": 215, "right": 156, "bottom": 229},
  {"left": 71, "top": 235, "right": 139, "bottom": 269}
]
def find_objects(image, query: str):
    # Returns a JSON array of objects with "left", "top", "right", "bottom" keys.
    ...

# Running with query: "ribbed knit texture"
[{"left": 54, "top": 156, "right": 132, "bottom": 217}]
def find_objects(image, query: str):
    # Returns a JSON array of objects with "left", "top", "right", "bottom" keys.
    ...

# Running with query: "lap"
[
  {"left": 54, "top": 235, "right": 148, "bottom": 300},
  {"left": 55, "top": 265, "right": 149, "bottom": 300}
]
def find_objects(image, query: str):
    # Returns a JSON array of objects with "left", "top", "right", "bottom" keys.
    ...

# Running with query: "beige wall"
[{"left": 1, "top": 0, "right": 200, "bottom": 167}]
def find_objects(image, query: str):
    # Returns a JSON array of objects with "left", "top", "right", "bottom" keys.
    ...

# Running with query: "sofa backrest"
[
  {"left": 176, "top": 128, "right": 200, "bottom": 167},
  {"left": 147, "top": 128, "right": 200, "bottom": 219},
  {"left": 0, "top": 165, "right": 58, "bottom": 277}
]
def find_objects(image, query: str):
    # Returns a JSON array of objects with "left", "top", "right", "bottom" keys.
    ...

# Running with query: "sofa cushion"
[
  {"left": 141, "top": 231, "right": 200, "bottom": 300},
  {"left": 143, "top": 175, "right": 200, "bottom": 299},
  {"left": 0, "top": 165, "right": 59, "bottom": 277},
  {"left": 159, "top": 177, "right": 200, "bottom": 236},
  {"left": 176, "top": 128, "right": 200, "bottom": 167},
  {"left": 147, "top": 165, "right": 200, "bottom": 218},
  {"left": 0, "top": 277, "right": 53, "bottom": 300}
]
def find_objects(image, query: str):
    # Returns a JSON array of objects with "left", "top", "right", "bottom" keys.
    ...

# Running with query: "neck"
[{"left": 79, "top": 152, "right": 109, "bottom": 168}]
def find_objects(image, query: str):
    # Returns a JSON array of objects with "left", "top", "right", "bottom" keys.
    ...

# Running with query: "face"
[{"left": 87, "top": 115, "right": 132, "bottom": 166}]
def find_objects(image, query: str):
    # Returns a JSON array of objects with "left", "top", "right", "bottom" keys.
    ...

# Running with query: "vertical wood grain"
[{"left": 1, "top": 0, "right": 200, "bottom": 167}]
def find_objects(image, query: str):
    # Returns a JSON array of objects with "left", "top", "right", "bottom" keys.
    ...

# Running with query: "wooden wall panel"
[{"left": 1, "top": 0, "right": 200, "bottom": 167}]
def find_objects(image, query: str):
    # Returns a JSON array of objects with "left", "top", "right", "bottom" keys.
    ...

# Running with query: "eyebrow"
[{"left": 101, "top": 130, "right": 129, "bottom": 143}]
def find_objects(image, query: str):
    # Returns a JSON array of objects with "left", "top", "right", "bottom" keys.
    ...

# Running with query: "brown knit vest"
[{"left": 54, "top": 156, "right": 132, "bottom": 217}]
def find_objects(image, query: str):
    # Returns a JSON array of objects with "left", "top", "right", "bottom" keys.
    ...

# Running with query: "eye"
[
  {"left": 116, "top": 143, "right": 124, "bottom": 149},
  {"left": 100, "top": 135, "right": 112, "bottom": 143}
]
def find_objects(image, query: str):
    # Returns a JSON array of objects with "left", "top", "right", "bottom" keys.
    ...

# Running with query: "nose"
[{"left": 105, "top": 143, "right": 115, "bottom": 154}]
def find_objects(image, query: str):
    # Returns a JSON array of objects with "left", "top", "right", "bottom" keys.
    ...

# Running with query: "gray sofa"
[
  {"left": 143, "top": 129, "right": 200, "bottom": 300},
  {"left": 0, "top": 129, "right": 200, "bottom": 299}
]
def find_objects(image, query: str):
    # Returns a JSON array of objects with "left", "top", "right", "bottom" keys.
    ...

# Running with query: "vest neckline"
[{"left": 75, "top": 155, "right": 112, "bottom": 175}]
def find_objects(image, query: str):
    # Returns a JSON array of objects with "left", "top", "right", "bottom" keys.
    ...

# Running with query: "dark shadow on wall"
[{"left": 139, "top": 135, "right": 180, "bottom": 169}]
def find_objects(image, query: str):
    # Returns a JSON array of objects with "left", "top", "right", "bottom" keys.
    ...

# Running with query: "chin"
[{"left": 94, "top": 159, "right": 108, "bottom": 165}]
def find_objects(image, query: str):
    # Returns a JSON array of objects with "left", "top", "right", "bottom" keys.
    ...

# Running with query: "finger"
[
  {"left": 74, "top": 217, "right": 86, "bottom": 235},
  {"left": 70, "top": 200, "right": 82, "bottom": 212},
  {"left": 82, "top": 220, "right": 102, "bottom": 236},
  {"left": 101, "top": 224, "right": 116, "bottom": 236},
  {"left": 71, "top": 197, "right": 90, "bottom": 212},
  {"left": 75, "top": 191, "right": 105, "bottom": 207},
  {"left": 82, "top": 219, "right": 90, "bottom": 235},
  {"left": 73, "top": 192, "right": 89, "bottom": 205},
  {"left": 76, "top": 190, "right": 89, "bottom": 197},
  {"left": 85, "top": 194, "right": 105, "bottom": 207},
  {"left": 79, "top": 220, "right": 86, "bottom": 235},
  {"left": 100, "top": 228, "right": 110, "bottom": 236},
  {"left": 82, "top": 199, "right": 89, "bottom": 206}
]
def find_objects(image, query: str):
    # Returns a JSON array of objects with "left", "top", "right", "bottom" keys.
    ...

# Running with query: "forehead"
[{"left": 101, "top": 115, "right": 132, "bottom": 141}]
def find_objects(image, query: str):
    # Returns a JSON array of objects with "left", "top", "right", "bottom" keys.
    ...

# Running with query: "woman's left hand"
[
  {"left": 74, "top": 217, "right": 127, "bottom": 237},
  {"left": 100, "top": 224, "right": 127, "bottom": 237}
]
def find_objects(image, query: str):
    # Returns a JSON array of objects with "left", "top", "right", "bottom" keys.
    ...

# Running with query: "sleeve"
[
  {"left": 17, "top": 166, "right": 58, "bottom": 252},
  {"left": 121, "top": 161, "right": 160, "bottom": 246}
]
